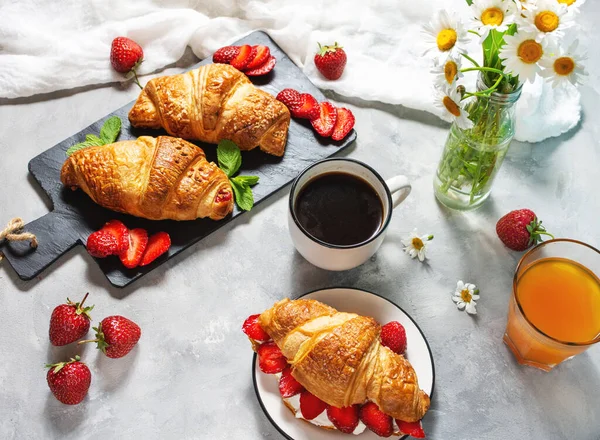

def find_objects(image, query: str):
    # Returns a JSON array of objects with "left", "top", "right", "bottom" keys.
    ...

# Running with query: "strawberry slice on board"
[
  {"left": 396, "top": 419, "right": 426, "bottom": 438},
  {"left": 244, "top": 56, "right": 276, "bottom": 76},
  {"left": 230, "top": 44, "right": 253, "bottom": 70},
  {"left": 331, "top": 107, "right": 356, "bottom": 141},
  {"left": 100, "top": 220, "right": 130, "bottom": 254},
  {"left": 294, "top": 93, "right": 321, "bottom": 120},
  {"left": 359, "top": 402, "right": 394, "bottom": 437},
  {"left": 245, "top": 45, "right": 271, "bottom": 70},
  {"left": 299, "top": 390, "right": 327, "bottom": 420},
  {"left": 278, "top": 366, "right": 305, "bottom": 398},
  {"left": 257, "top": 341, "right": 287, "bottom": 374},
  {"left": 327, "top": 405, "right": 360, "bottom": 434},
  {"left": 213, "top": 45, "right": 240, "bottom": 64},
  {"left": 139, "top": 231, "right": 171, "bottom": 267},
  {"left": 242, "top": 314, "right": 270, "bottom": 342},
  {"left": 311, "top": 102, "right": 338, "bottom": 137},
  {"left": 119, "top": 228, "right": 149, "bottom": 269}
]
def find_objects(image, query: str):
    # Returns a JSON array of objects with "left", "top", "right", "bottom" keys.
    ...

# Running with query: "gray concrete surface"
[{"left": 1, "top": 9, "right": 600, "bottom": 439}]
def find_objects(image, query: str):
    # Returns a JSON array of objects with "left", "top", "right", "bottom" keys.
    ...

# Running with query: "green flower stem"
[
  {"left": 462, "top": 72, "right": 504, "bottom": 99},
  {"left": 460, "top": 52, "right": 480, "bottom": 68},
  {"left": 460, "top": 67, "right": 505, "bottom": 76}
]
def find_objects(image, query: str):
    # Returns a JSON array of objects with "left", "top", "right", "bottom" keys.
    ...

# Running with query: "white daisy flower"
[
  {"left": 401, "top": 229, "right": 434, "bottom": 262},
  {"left": 499, "top": 31, "right": 550, "bottom": 83},
  {"left": 515, "top": 0, "right": 537, "bottom": 12},
  {"left": 518, "top": 0, "right": 573, "bottom": 42},
  {"left": 540, "top": 40, "right": 587, "bottom": 87},
  {"left": 556, "top": 0, "right": 586, "bottom": 16},
  {"left": 431, "top": 54, "right": 463, "bottom": 88},
  {"left": 422, "top": 9, "right": 470, "bottom": 57},
  {"left": 452, "top": 280, "right": 480, "bottom": 315},
  {"left": 433, "top": 85, "right": 474, "bottom": 129},
  {"left": 470, "top": 0, "right": 517, "bottom": 43}
]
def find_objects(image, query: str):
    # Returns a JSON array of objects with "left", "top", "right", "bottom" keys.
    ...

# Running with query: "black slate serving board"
[{"left": 1, "top": 31, "right": 356, "bottom": 287}]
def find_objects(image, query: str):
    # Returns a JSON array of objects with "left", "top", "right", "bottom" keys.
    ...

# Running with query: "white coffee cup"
[{"left": 288, "top": 158, "right": 411, "bottom": 271}]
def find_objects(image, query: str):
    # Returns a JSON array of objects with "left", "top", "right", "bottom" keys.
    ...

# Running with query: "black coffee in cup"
[{"left": 294, "top": 172, "right": 383, "bottom": 246}]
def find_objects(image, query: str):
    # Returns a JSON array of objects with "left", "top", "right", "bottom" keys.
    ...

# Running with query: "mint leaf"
[
  {"left": 85, "top": 134, "right": 103, "bottom": 145},
  {"left": 217, "top": 140, "right": 242, "bottom": 177},
  {"left": 99, "top": 116, "right": 122, "bottom": 144},
  {"left": 230, "top": 178, "right": 255, "bottom": 211},
  {"left": 231, "top": 175, "right": 259, "bottom": 186},
  {"left": 66, "top": 140, "right": 103, "bottom": 156}
]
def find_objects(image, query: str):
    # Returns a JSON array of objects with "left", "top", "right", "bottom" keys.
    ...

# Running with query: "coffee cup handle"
[{"left": 385, "top": 176, "right": 411, "bottom": 209}]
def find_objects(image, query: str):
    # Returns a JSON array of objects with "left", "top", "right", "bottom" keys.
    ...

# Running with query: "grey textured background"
[{"left": 1, "top": 5, "right": 600, "bottom": 439}]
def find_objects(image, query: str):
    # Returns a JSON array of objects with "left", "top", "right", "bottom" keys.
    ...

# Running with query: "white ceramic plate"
[{"left": 252, "top": 287, "right": 435, "bottom": 440}]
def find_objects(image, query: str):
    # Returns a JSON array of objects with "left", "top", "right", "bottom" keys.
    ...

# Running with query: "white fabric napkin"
[{"left": 0, "top": 0, "right": 583, "bottom": 143}]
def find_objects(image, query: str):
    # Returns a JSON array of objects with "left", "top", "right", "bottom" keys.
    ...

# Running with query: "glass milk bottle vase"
[{"left": 433, "top": 76, "right": 522, "bottom": 210}]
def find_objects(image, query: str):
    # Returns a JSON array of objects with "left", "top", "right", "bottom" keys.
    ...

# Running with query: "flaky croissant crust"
[
  {"left": 258, "top": 298, "right": 430, "bottom": 423},
  {"left": 61, "top": 136, "right": 233, "bottom": 221},
  {"left": 128, "top": 63, "right": 290, "bottom": 157}
]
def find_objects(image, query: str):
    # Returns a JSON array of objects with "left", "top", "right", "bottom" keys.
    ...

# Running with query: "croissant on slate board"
[
  {"left": 128, "top": 63, "right": 290, "bottom": 157},
  {"left": 61, "top": 136, "right": 234, "bottom": 221},
  {"left": 258, "top": 298, "right": 430, "bottom": 423}
]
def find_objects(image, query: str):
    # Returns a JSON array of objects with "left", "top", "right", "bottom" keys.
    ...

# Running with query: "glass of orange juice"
[{"left": 504, "top": 239, "right": 600, "bottom": 371}]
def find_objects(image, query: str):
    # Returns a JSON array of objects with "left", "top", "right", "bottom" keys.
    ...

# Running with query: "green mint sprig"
[
  {"left": 66, "top": 116, "right": 122, "bottom": 156},
  {"left": 216, "top": 140, "right": 259, "bottom": 211}
]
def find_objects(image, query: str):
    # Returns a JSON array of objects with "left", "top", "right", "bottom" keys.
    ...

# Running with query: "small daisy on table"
[
  {"left": 402, "top": 229, "right": 434, "bottom": 262},
  {"left": 452, "top": 281, "right": 480, "bottom": 315}
]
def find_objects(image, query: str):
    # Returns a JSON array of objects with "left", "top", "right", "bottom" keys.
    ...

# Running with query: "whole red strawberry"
[
  {"left": 380, "top": 321, "right": 407, "bottom": 355},
  {"left": 110, "top": 37, "right": 144, "bottom": 88},
  {"left": 81, "top": 315, "right": 141, "bottom": 358},
  {"left": 496, "top": 209, "right": 554, "bottom": 251},
  {"left": 314, "top": 42, "right": 347, "bottom": 80},
  {"left": 46, "top": 355, "right": 91, "bottom": 405},
  {"left": 49, "top": 293, "right": 94, "bottom": 346}
]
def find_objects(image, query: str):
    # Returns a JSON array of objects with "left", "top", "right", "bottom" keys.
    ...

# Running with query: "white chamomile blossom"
[
  {"left": 557, "top": 0, "right": 586, "bottom": 16},
  {"left": 470, "top": 0, "right": 517, "bottom": 43},
  {"left": 401, "top": 229, "right": 433, "bottom": 262},
  {"left": 515, "top": 0, "right": 537, "bottom": 12},
  {"left": 422, "top": 9, "right": 470, "bottom": 58},
  {"left": 452, "top": 280, "right": 480, "bottom": 315},
  {"left": 499, "top": 31, "right": 550, "bottom": 83},
  {"left": 540, "top": 40, "right": 587, "bottom": 87},
  {"left": 519, "top": 0, "right": 573, "bottom": 42},
  {"left": 433, "top": 86, "right": 474, "bottom": 129},
  {"left": 431, "top": 54, "right": 463, "bottom": 88}
]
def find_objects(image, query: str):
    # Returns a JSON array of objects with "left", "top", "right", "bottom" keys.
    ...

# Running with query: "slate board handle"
[{"left": 1, "top": 210, "right": 81, "bottom": 281}]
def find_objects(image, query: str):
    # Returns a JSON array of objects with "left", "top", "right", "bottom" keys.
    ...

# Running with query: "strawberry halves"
[{"left": 242, "top": 314, "right": 270, "bottom": 342}]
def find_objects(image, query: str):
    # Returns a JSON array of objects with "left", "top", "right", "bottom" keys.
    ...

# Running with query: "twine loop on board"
[{"left": 0, "top": 218, "right": 38, "bottom": 262}]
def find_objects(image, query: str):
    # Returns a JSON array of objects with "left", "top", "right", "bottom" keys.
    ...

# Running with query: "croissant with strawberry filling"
[{"left": 250, "top": 298, "right": 430, "bottom": 427}]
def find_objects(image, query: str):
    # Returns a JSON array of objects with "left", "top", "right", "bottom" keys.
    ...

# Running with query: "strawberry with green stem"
[
  {"left": 49, "top": 293, "right": 94, "bottom": 346},
  {"left": 496, "top": 209, "right": 554, "bottom": 251},
  {"left": 46, "top": 355, "right": 91, "bottom": 405},
  {"left": 79, "top": 315, "right": 141, "bottom": 359}
]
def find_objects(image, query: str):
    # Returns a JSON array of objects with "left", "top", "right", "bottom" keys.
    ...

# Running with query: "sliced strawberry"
[
  {"left": 279, "top": 366, "right": 305, "bottom": 398},
  {"left": 100, "top": 220, "right": 129, "bottom": 254},
  {"left": 139, "top": 231, "right": 171, "bottom": 266},
  {"left": 245, "top": 56, "right": 276, "bottom": 76},
  {"left": 311, "top": 102, "right": 338, "bottom": 137},
  {"left": 119, "top": 228, "right": 148, "bottom": 269},
  {"left": 276, "top": 88, "right": 303, "bottom": 113},
  {"left": 245, "top": 45, "right": 271, "bottom": 70},
  {"left": 299, "top": 390, "right": 327, "bottom": 420},
  {"left": 380, "top": 321, "right": 407, "bottom": 355},
  {"left": 396, "top": 420, "right": 426, "bottom": 438},
  {"left": 359, "top": 402, "right": 393, "bottom": 437},
  {"left": 257, "top": 341, "right": 287, "bottom": 374},
  {"left": 327, "top": 405, "right": 360, "bottom": 434},
  {"left": 230, "top": 44, "right": 253, "bottom": 70},
  {"left": 331, "top": 107, "right": 355, "bottom": 141},
  {"left": 242, "top": 314, "right": 270, "bottom": 342},
  {"left": 87, "top": 230, "right": 119, "bottom": 258},
  {"left": 213, "top": 45, "right": 240, "bottom": 64},
  {"left": 295, "top": 93, "right": 320, "bottom": 120}
]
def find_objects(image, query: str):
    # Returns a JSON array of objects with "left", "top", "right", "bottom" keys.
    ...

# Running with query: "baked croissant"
[
  {"left": 128, "top": 63, "right": 290, "bottom": 157},
  {"left": 258, "top": 298, "right": 430, "bottom": 423},
  {"left": 61, "top": 136, "right": 234, "bottom": 221}
]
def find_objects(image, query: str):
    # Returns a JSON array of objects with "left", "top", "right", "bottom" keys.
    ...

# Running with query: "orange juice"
[{"left": 504, "top": 257, "right": 600, "bottom": 371}]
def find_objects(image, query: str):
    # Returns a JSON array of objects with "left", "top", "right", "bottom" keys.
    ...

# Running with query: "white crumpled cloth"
[{"left": 0, "top": 0, "right": 583, "bottom": 142}]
